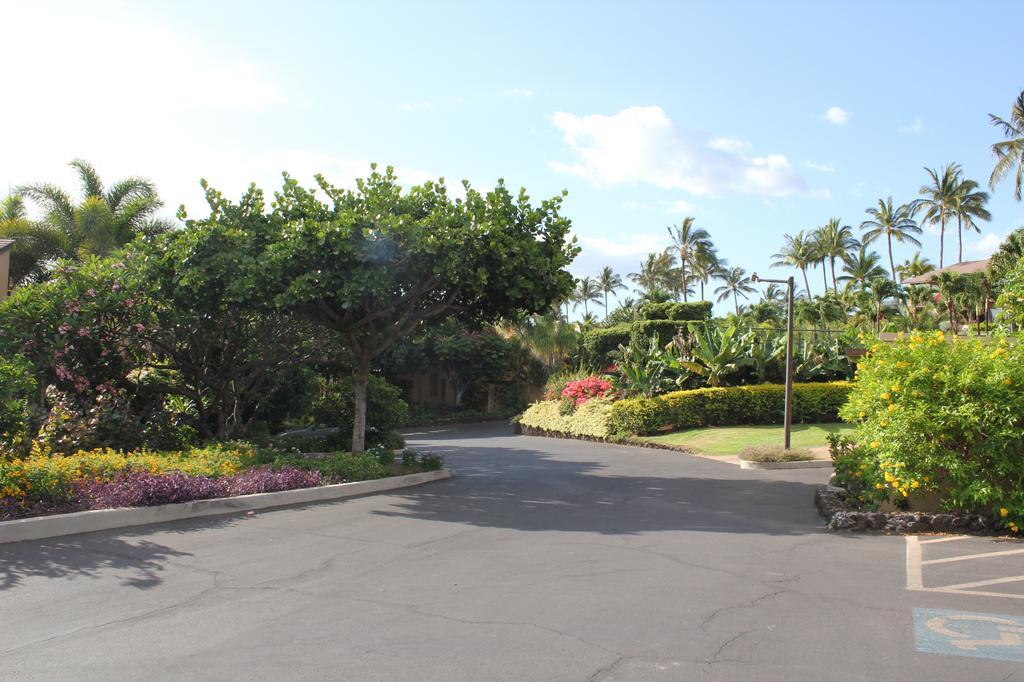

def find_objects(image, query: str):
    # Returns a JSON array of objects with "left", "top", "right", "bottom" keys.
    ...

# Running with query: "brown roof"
[{"left": 901, "top": 258, "right": 990, "bottom": 285}]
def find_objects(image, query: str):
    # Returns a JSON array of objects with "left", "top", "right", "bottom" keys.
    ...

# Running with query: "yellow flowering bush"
[
  {"left": 1, "top": 442, "right": 259, "bottom": 511},
  {"left": 835, "top": 331, "right": 1024, "bottom": 531}
]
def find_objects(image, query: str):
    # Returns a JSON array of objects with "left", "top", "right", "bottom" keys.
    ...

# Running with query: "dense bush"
[
  {"left": 638, "top": 301, "right": 713, "bottom": 321},
  {"left": 518, "top": 398, "right": 614, "bottom": 438},
  {"left": 311, "top": 375, "right": 409, "bottom": 449},
  {"left": 561, "top": 376, "right": 613, "bottom": 409},
  {"left": 834, "top": 332, "right": 1024, "bottom": 531},
  {"left": 543, "top": 368, "right": 595, "bottom": 400},
  {"left": 257, "top": 450, "right": 388, "bottom": 483},
  {"left": 0, "top": 356, "right": 36, "bottom": 457},
  {"left": 608, "top": 382, "right": 852, "bottom": 435}
]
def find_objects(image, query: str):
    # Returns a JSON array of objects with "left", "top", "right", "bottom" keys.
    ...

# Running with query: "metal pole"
[{"left": 784, "top": 276, "right": 795, "bottom": 450}]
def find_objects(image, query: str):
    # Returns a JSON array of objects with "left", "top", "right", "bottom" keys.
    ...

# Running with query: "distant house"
[
  {"left": 0, "top": 239, "right": 13, "bottom": 299},
  {"left": 901, "top": 258, "right": 990, "bottom": 285}
]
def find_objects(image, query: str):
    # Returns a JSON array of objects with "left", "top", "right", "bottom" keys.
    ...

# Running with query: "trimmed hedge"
[
  {"left": 517, "top": 399, "right": 613, "bottom": 438},
  {"left": 608, "top": 382, "right": 852, "bottom": 436},
  {"left": 638, "top": 301, "right": 713, "bottom": 321},
  {"left": 581, "top": 302, "right": 712, "bottom": 368}
]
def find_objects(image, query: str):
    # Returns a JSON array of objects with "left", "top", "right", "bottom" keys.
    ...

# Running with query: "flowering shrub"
[
  {"left": 837, "top": 331, "right": 1024, "bottom": 532},
  {"left": 561, "top": 376, "right": 613, "bottom": 409},
  {"left": 74, "top": 467, "right": 321, "bottom": 510}
]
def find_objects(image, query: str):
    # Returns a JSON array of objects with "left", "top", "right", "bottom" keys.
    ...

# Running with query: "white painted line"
[
  {"left": 931, "top": 589, "right": 1024, "bottom": 601},
  {"left": 907, "top": 536, "right": 924, "bottom": 590},
  {"left": 922, "top": 548, "right": 1024, "bottom": 566},
  {"left": 941, "top": 575, "right": 1024, "bottom": 591}
]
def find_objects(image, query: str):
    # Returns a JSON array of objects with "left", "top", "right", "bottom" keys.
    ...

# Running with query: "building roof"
[
  {"left": 901, "top": 258, "right": 990, "bottom": 285},
  {"left": 0, "top": 239, "right": 13, "bottom": 254}
]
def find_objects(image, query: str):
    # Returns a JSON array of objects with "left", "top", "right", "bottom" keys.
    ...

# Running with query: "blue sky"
[{"left": 3, "top": 0, "right": 1023, "bottom": 313}]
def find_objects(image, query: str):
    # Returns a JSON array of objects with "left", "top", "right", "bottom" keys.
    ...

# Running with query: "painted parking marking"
[
  {"left": 906, "top": 536, "right": 1024, "bottom": 601},
  {"left": 914, "top": 608, "right": 1024, "bottom": 662}
]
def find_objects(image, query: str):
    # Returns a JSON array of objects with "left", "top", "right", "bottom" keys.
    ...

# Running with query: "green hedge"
[
  {"left": 581, "top": 319, "right": 699, "bottom": 368},
  {"left": 517, "top": 399, "right": 613, "bottom": 438},
  {"left": 639, "top": 301, "right": 713, "bottom": 321},
  {"left": 608, "top": 382, "right": 852, "bottom": 436}
]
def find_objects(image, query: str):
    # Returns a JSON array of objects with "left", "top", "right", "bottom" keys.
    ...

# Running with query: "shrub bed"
[
  {"left": 0, "top": 442, "right": 443, "bottom": 520},
  {"left": 832, "top": 332, "right": 1024, "bottom": 534},
  {"left": 517, "top": 399, "right": 614, "bottom": 439},
  {"left": 608, "top": 382, "right": 852, "bottom": 435}
]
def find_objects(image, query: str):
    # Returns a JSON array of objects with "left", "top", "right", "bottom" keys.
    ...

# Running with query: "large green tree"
[
  {"left": 714, "top": 266, "right": 755, "bottom": 315},
  {"left": 0, "top": 195, "right": 67, "bottom": 286},
  {"left": 861, "top": 196, "right": 922, "bottom": 281},
  {"left": 573, "top": 276, "right": 601, "bottom": 317},
  {"left": 918, "top": 164, "right": 961, "bottom": 269},
  {"left": 270, "top": 166, "right": 578, "bottom": 452},
  {"left": 771, "top": 230, "right": 817, "bottom": 297},
  {"left": 989, "top": 89, "right": 1024, "bottom": 201},
  {"left": 951, "top": 177, "right": 991, "bottom": 263},
  {"left": 666, "top": 217, "right": 711, "bottom": 302},
  {"left": 815, "top": 218, "right": 857, "bottom": 293},
  {"left": 597, "top": 266, "right": 625, "bottom": 321}
]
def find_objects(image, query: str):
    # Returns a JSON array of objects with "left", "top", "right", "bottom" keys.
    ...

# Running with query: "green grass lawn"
[{"left": 640, "top": 423, "right": 855, "bottom": 456}]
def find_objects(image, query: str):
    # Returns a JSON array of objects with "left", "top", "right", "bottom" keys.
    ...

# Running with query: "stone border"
[
  {"left": 0, "top": 469, "right": 453, "bottom": 545},
  {"left": 739, "top": 459, "right": 832, "bottom": 470},
  {"left": 814, "top": 485, "right": 997, "bottom": 534}
]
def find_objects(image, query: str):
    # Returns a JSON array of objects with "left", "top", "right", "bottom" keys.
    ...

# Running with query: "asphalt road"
[{"left": 2, "top": 423, "right": 1022, "bottom": 681}]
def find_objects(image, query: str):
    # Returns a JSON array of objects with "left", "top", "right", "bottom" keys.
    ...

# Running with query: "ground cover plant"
[
  {"left": 738, "top": 445, "right": 815, "bottom": 463},
  {"left": 0, "top": 441, "right": 443, "bottom": 520}
]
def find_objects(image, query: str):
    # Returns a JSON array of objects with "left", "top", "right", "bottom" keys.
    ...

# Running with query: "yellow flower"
[
  {"left": 881, "top": 392, "right": 891, "bottom": 400},
  {"left": 1001, "top": 508, "right": 1010, "bottom": 517},
  {"left": 870, "top": 441, "right": 880, "bottom": 449},
  {"left": 859, "top": 411, "right": 867, "bottom": 418},
  {"left": 896, "top": 361, "right": 911, "bottom": 368},
  {"left": 875, "top": 483, "right": 884, "bottom": 490},
  {"left": 1012, "top": 523, "right": 1019, "bottom": 533},
  {"left": 1005, "top": 378, "right": 1013, "bottom": 386},
  {"left": 887, "top": 404, "right": 897, "bottom": 413},
  {"left": 891, "top": 383, "right": 900, "bottom": 392},
  {"left": 911, "top": 480, "right": 920, "bottom": 489},
  {"left": 879, "top": 419, "right": 889, "bottom": 427}
]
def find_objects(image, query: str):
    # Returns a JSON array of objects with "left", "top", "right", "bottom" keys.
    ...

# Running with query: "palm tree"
[
  {"left": 812, "top": 226, "right": 830, "bottom": 293},
  {"left": 690, "top": 245, "right": 721, "bottom": 301},
  {"left": 573, "top": 276, "right": 602, "bottom": 317},
  {"left": 895, "top": 253, "right": 934, "bottom": 282},
  {"left": 951, "top": 177, "right": 991, "bottom": 263},
  {"left": 932, "top": 271, "right": 965, "bottom": 334},
  {"left": 771, "top": 231, "right": 817, "bottom": 297},
  {"left": 714, "top": 266, "right": 756, "bottom": 315},
  {"left": 839, "top": 246, "right": 887, "bottom": 293},
  {"left": 866, "top": 277, "right": 903, "bottom": 333},
  {"left": 629, "top": 253, "right": 668, "bottom": 294},
  {"left": 596, "top": 266, "right": 625, "bottom": 321},
  {"left": 17, "top": 159, "right": 174, "bottom": 259},
  {"left": 989, "top": 227, "right": 1024, "bottom": 285},
  {"left": 918, "top": 164, "right": 961, "bottom": 269},
  {"left": 761, "top": 283, "right": 786, "bottom": 304},
  {"left": 815, "top": 218, "right": 857, "bottom": 293},
  {"left": 666, "top": 217, "right": 711, "bottom": 302},
  {"left": 0, "top": 195, "right": 69, "bottom": 285},
  {"left": 861, "top": 197, "right": 922, "bottom": 280},
  {"left": 989, "top": 89, "right": 1024, "bottom": 201}
]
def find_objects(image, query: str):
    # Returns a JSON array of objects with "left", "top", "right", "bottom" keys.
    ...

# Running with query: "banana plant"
[
  {"left": 608, "top": 334, "right": 680, "bottom": 397},
  {"left": 743, "top": 328, "right": 785, "bottom": 383},
  {"left": 677, "top": 322, "right": 749, "bottom": 387}
]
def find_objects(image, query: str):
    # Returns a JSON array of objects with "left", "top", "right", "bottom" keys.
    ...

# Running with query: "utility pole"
[{"left": 751, "top": 273, "right": 795, "bottom": 450}]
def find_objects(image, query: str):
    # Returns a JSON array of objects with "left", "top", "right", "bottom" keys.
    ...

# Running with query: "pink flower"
[
  {"left": 134, "top": 323, "right": 146, "bottom": 333},
  {"left": 561, "top": 376, "right": 613, "bottom": 407},
  {"left": 58, "top": 323, "right": 72, "bottom": 335},
  {"left": 77, "top": 327, "right": 91, "bottom": 337},
  {"left": 85, "top": 288, "right": 96, "bottom": 298}
]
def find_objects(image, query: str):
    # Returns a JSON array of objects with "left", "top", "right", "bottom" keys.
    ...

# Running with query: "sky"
[{"left": 3, "top": 0, "right": 1023, "bottom": 315}]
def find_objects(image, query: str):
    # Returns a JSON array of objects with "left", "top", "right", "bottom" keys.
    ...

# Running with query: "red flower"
[{"left": 561, "top": 376, "right": 613, "bottom": 407}]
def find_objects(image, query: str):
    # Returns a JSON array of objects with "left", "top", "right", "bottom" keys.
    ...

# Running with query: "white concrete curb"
[
  {"left": 739, "top": 459, "right": 833, "bottom": 470},
  {"left": 0, "top": 469, "right": 453, "bottom": 545}
]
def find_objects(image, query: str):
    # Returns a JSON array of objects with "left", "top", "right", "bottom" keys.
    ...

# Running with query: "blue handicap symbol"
[{"left": 914, "top": 608, "right": 1024, "bottom": 662}]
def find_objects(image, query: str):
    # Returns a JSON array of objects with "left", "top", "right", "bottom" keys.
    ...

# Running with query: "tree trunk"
[
  {"left": 801, "top": 268, "right": 811, "bottom": 298},
  {"left": 351, "top": 356, "right": 370, "bottom": 453},
  {"left": 887, "top": 236, "right": 896, "bottom": 282},
  {"left": 604, "top": 292, "right": 609, "bottom": 322},
  {"left": 821, "top": 260, "right": 828, "bottom": 292},
  {"left": 957, "top": 215, "right": 963, "bottom": 264},
  {"left": 733, "top": 290, "right": 739, "bottom": 316},
  {"left": 681, "top": 259, "right": 688, "bottom": 302},
  {"left": 939, "top": 218, "right": 946, "bottom": 269},
  {"left": 830, "top": 258, "right": 838, "bottom": 293},
  {"left": 699, "top": 279, "right": 705, "bottom": 301}
]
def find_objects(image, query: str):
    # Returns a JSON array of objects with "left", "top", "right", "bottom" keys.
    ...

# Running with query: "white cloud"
[
  {"left": 971, "top": 231, "right": 1007, "bottom": 256},
  {"left": 804, "top": 160, "right": 835, "bottom": 173},
  {"left": 823, "top": 106, "right": 849, "bottom": 126},
  {"left": 662, "top": 199, "right": 695, "bottom": 213},
  {"left": 578, "top": 232, "right": 669, "bottom": 257},
  {"left": 807, "top": 188, "right": 833, "bottom": 200},
  {"left": 549, "top": 106, "right": 806, "bottom": 197},
  {"left": 899, "top": 117, "right": 924, "bottom": 134},
  {"left": 708, "top": 137, "right": 751, "bottom": 153},
  {"left": 504, "top": 88, "right": 535, "bottom": 97},
  {"left": 399, "top": 102, "right": 433, "bottom": 111}
]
